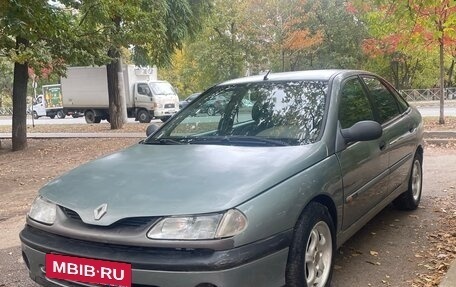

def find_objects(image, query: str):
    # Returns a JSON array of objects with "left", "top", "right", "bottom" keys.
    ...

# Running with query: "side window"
[
  {"left": 137, "top": 83, "right": 151, "bottom": 97},
  {"left": 362, "top": 77, "right": 400, "bottom": 123},
  {"left": 394, "top": 90, "right": 409, "bottom": 112},
  {"left": 339, "top": 78, "right": 375, "bottom": 129}
]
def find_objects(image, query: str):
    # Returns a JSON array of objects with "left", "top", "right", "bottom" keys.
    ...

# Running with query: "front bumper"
[
  {"left": 20, "top": 225, "right": 290, "bottom": 287},
  {"left": 153, "top": 108, "right": 177, "bottom": 118}
]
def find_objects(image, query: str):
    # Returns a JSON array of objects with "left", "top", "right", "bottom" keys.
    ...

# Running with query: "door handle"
[{"left": 379, "top": 141, "right": 386, "bottom": 151}]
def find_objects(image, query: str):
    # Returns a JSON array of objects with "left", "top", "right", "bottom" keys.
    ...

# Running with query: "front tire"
[
  {"left": 286, "top": 202, "right": 335, "bottom": 287},
  {"left": 137, "top": 110, "right": 151, "bottom": 123},
  {"left": 393, "top": 153, "right": 423, "bottom": 210},
  {"left": 33, "top": 111, "right": 39, "bottom": 119}
]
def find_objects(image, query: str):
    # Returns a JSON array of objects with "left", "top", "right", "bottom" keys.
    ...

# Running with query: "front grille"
[
  {"left": 61, "top": 206, "right": 81, "bottom": 220},
  {"left": 59, "top": 206, "right": 158, "bottom": 229},
  {"left": 45, "top": 275, "right": 159, "bottom": 287},
  {"left": 164, "top": 103, "right": 175, "bottom": 108}
]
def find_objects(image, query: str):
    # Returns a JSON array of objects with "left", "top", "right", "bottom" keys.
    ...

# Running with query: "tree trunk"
[
  {"left": 106, "top": 47, "right": 125, "bottom": 129},
  {"left": 439, "top": 38, "right": 445, "bottom": 125},
  {"left": 12, "top": 37, "right": 29, "bottom": 151}
]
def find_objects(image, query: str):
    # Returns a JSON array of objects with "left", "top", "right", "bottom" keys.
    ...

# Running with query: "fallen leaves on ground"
[
  {"left": 423, "top": 117, "right": 456, "bottom": 131},
  {"left": 412, "top": 193, "right": 456, "bottom": 287}
]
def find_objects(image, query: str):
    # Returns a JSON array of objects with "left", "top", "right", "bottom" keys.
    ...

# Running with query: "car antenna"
[{"left": 263, "top": 70, "right": 271, "bottom": 81}]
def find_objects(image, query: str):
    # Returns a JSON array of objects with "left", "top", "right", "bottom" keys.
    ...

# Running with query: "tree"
[
  {"left": 161, "top": 0, "right": 369, "bottom": 92},
  {"left": 350, "top": 0, "right": 456, "bottom": 124},
  {"left": 0, "top": 58, "right": 13, "bottom": 108},
  {"left": 0, "top": 0, "right": 82, "bottom": 151},
  {"left": 408, "top": 0, "right": 456, "bottom": 124},
  {"left": 78, "top": 0, "right": 208, "bottom": 129}
]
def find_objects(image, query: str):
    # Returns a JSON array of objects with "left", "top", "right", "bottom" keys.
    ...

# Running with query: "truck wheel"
[
  {"left": 138, "top": 110, "right": 151, "bottom": 123},
  {"left": 57, "top": 110, "right": 66, "bottom": 119},
  {"left": 85, "top": 110, "right": 96, "bottom": 124},
  {"left": 94, "top": 116, "right": 102, "bottom": 123},
  {"left": 49, "top": 115, "right": 56, "bottom": 119},
  {"left": 33, "top": 111, "right": 39, "bottom": 119}
]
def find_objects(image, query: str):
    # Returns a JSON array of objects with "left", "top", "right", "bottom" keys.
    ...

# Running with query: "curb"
[{"left": 439, "top": 261, "right": 456, "bottom": 287}]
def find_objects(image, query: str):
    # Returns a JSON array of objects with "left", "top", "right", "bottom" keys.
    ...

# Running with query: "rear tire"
[
  {"left": 49, "top": 115, "right": 55, "bottom": 119},
  {"left": 57, "top": 110, "right": 66, "bottom": 119},
  {"left": 393, "top": 153, "right": 423, "bottom": 210},
  {"left": 85, "top": 110, "right": 96, "bottom": 124},
  {"left": 286, "top": 202, "right": 335, "bottom": 287}
]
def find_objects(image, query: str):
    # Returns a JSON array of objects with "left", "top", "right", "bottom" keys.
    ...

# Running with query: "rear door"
[
  {"left": 337, "top": 77, "right": 390, "bottom": 230},
  {"left": 360, "top": 76, "right": 415, "bottom": 195}
]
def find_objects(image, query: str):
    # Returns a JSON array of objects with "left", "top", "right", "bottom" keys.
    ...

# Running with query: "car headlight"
[
  {"left": 28, "top": 196, "right": 57, "bottom": 225},
  {"left": 147, "top": 209, "right": 247, "bottom": 240}
]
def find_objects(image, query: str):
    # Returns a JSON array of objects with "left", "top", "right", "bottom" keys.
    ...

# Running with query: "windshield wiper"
[
  {"left": 144, "top": 138, "right": 185, "bottom": 145},
  {"left": 187, "top": 136, "right": 289, "bottom": 146}
]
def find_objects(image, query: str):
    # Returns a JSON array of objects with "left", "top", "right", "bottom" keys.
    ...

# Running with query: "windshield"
[
  {"left": 150, "top": 82, "right": 175, "bottom": 95},
  {"left": 145, "top": 80, "right": 328, "bottom": 146}
]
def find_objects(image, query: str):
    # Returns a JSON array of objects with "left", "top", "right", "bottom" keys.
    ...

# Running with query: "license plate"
[{"left": 45, "top": 254, "right": 132, "bottom": 287}]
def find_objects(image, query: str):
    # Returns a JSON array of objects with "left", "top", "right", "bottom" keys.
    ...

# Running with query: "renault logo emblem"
[{"left": 94, "top": 203, "right": 108, "bottom": 220}]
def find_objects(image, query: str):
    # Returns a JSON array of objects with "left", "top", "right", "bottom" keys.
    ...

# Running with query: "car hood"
[{"left": 41, "top": 143, "right": 328, "bottom": 225}]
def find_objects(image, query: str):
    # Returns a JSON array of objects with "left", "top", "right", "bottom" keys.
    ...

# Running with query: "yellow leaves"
[{"left": 370, "top": 250, "right": 379, "bottom": 256}]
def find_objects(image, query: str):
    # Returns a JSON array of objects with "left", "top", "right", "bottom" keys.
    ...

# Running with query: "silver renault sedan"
[{"left": 20, "top": 70, "right": 424, "bottom": 287}]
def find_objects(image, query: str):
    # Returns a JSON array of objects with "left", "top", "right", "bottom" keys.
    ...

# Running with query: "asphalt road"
[
  {"left": 1, "top": 149, "right": 455, "bottom": 287},
  {"left": 0, "top": 113, "right": 251, "bottom": 126},
  {"left": 418, "top": 106, "right": 456, "bottom": 117},
  {"left": 0, "top": 104, "right": 455, "bottom": 126}
]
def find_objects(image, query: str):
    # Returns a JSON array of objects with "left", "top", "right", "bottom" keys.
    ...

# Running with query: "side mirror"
[
  {"left": 341, "top": 120, "right": 382, "bottom": 143},
  {"left": 146, "top": 124, "right": 160, "bottom": 137}
]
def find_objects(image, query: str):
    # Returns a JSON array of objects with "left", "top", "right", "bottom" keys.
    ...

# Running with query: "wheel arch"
[
  {"left": 416, "top": 145, "right": 424, "bottom": 160},
  {"left": 307, "top": 194, "right": 338, "bottom": 233}
]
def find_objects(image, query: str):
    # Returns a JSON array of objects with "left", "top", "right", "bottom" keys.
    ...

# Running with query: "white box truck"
[{"left": 60, "top": 65, "right": 179, "bottom": 123}]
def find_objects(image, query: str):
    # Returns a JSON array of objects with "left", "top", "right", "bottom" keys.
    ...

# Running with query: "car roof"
[{"left": 218, "top": 69, "right": 371, "bottom": 85}]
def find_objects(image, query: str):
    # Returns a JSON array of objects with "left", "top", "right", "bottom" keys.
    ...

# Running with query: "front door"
[
  {"left": 337, "top": 77, "right": 389, "bottom": 230},
  {"left": 135, "top": 83, "right": 153, "bottom": 108},
  {"left": 33, "top": 95, "right": 46, "bottom": 116}
]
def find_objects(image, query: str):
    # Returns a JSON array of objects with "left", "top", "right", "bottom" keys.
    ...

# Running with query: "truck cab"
[
  {"left": 32, "top": 84, "right": 65, "bottom": 119},
  {"left": 134, "top": 81, "right": 179, "bottom": 123}
]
